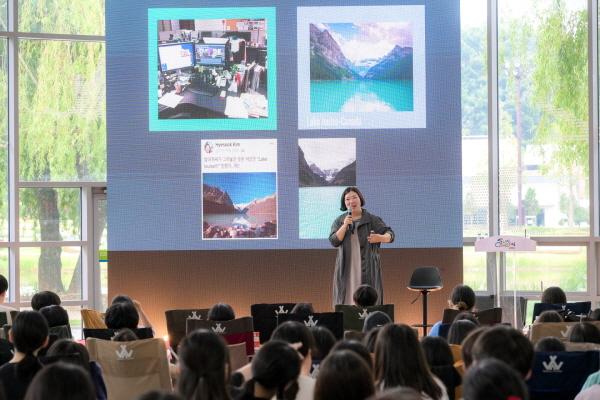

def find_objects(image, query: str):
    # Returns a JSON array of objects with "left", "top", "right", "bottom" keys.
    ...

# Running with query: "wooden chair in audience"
[
  {"left": 81, "top": 309, "right": 107, "bottom": 329},
  {"left": 228, "top": 342, "right": 249, "bottom": 371},
  {"left": 86, "top": 337, "right": 172, "bottom": 400},
  {"left": 334, "top": 304, "right": 394, "bottom": 332},
  {"left": 528, "top": 351, "right": 600, "bottom": 400},
  {"left": 277, "top": 312, "right": 344, "bottom": 339},
  {"left": 186, "top": 317, "right": 255, "bottom": 356},
  {"left": 250, "top": 303, "right": 296, "bottom": 344},
  {"left": 83, "top": 327, "right": 154, "bottom": 341},
  {"left": 164, "top": 308, "right": 209, "bottom": 352}
]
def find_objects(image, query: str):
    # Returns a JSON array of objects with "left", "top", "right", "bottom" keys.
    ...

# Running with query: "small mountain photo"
[{"left": 298, "top": 138, "right": 356, "bottom": 188}]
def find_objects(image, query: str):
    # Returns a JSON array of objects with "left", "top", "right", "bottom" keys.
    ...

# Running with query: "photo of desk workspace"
[{"left": 156, "top": 18, "right": 268, "bottom": 120}]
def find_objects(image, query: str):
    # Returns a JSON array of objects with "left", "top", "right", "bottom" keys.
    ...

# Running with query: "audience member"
[
  {"left": 353, "top": 285, "right": 378, "bottom": 308},
  {"left": 290, "top": 303, "right": 314, "bottom": 315},
  {"left": 310, "top": 326, "right": 335, "bottom": 362},
  {"left": 471, "top": 325, "right": 533, "bottom": 378},
  {"left": 208, "top": 303, "right": 236, "bottom": 321},
  {"left": 541, "top": 286, "right": 567, "bottom": 304},
  {"left": 31, "top": 291, "right": 60, "bottom": 311},
  {"left": 111, "top": 328, "right": 139, "bottom": 342},
  {"left": 589, "top": 308, "right": 600, "bottom": 321},
  {"left": 314, "top": 350, "right": 374, "bottom": 400},
  {"left": 374, "top": 324, "right": 447, "bottom": 399},
  {"left": 177, "top": 329, "right": 231, "bottom": 400},
  {"left": 460, "top": 327, "right": 487, "bottom": 370},
  {"left": 536, "top": 310, "right": 564, "bottom": 323},
  {"left": 363, "top": 326, "right": 381, "bottom": 353},
  {"left": 0, "top": 311, "right": 48, "bottom": 400},
  {"left": 363, "top": 311, "right": 391, "bottom": 333},
  {"left": 238, "top": 340, "right": 300, "bottom": 400},
  {"left": 330, "top": 340, "right": 373, "bottom": 372},
  {"left": 111, "top": 295, "right": 153, "bottom": 329},
  {"left": 368, "top": 387, "right": 421, "bottom": 400},
  {"left": 575, "top": 385, "right": 600, "bottom": 400},
  {"left": 24, "top": 362, "right": 95, "bottom": 400},
  {"left": 534, "top": 336, "right": 566, "bottom": 352},
  {"left": 447, "top": 320, "right": 477, "bottom": 346},
  {"left": 104, "top": 301, "right": 139, "bottom": 330},
  {"left": 420, "top": 337, "right": 461, "bottom": 400},
  {"left": 430, "top": 285, "right": 475, "bottom": 337},
  {"left": 46, "top": 339, "right": 107, "bottom": 400},
  {"left": 462, "top": 358, "right": 528, "bottom": 400},
  {"left": 568, "top": 322, "right": 600, "bottom": 344},
  {"left": 452, "top": 312, "right": 479, "bottom": 326},
  {"left": 137, "top": 391, "right": 183, "bottom": 400},
  {"left": 39, "top": 305, "right": 69, "bottom": 328},
  {"left": 0, "top": 274, "right": 16, "bottom": 319}
]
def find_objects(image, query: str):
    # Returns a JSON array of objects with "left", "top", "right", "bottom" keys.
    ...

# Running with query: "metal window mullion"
[
  {"left": 82, "top": 186, "right": 93, "bottom": 304},
  {"left": 18, "top": 181, "right": 106, "bottom": 188},
  {"left": 589, "top": 0, "right": 600, "bottom": 298},
  {"left": 17, "top": 241, "right": 85, "bottom": 247}
]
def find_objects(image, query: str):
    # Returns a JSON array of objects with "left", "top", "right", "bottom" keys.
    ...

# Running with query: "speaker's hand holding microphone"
[{"left": 346, "top": 206, "right": 355, "bottom": 234}]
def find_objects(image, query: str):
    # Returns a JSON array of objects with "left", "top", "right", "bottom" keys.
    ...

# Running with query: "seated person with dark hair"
[
  {"left": 207, "top": 303, "right": 235, "bottom": 321},
  {"left": 31, "top": 291, "right": 61, "bottom": 311},
  {"left": 353, "top": 285, "right": 378, "bottom": 308},
  {"left": 0, "top": 273, "right": 17, "bottom": 321},
  {"left": 111, "top": 294, "right": 153, "bottom": 329},
  {"left": 541, "top": 286, "right": 567, "bottom": 304},
  {"left": 39, "top": 305, "right": 69, "bottom": 328},
  {"left": 290, "top": 303, "right": 314, "bottom": 315},
  {"left": 536, "top": 310, "right": 564, "bottom": 323},
  {"left": 568, "top": 322, "right": 600, "bottom": 344},
  {"left": 472, "top": 325, "right": 534, "bottom": 378},
  {"left": 104, "top": 302, "right": 139, "bottom": 330},
  {"left": 112, "top": 328, "right": 139, "bottom": 342},
  {"left": 535, "top": 337, "right": 566, "bottom": 352},
  {"left": 430, "top": 284, "right": 476, "bottom": 337}
]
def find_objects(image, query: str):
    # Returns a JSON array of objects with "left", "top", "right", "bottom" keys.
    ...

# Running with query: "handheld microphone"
[{"left": 348, "top": 208, "right": 355, "bottom": 234}]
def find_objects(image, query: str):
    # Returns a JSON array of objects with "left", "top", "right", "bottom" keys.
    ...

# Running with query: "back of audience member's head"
[
  {"left": 534, "top": 336, "right": 566, "bottom": 352},
  {"left": 453, "top": 311, "right": 480, "bottom": 326},
  {"left": 449, "top": 284, "right": 476, "bottom": 311},
  {"left": 0, "top": 274, "right": 7, "bottom": 298},
  {"left": 447, "top": 319, "right": 478, "bottom": 345},
  {"left": 314, "top": 350, "right": 374, "bottom": 400},
  {"left": 111, "top": 294, "right": 134, "bottom": 306},
  {"left": 11, "top": 310, "right": 48, "bottom": 379},
  {"left": 137, "top": 391, "right": 183, "bottom": 400},
  {"left": 363, "top": 326, "right": 381, "bottom": 353},
  {"left": 344, "top": 330, "right": 364, "bottom": 342},
  {"left": 31, "top": 291, "right": 61, "bottom": 311},
  {"left": 249, "top": 340, "right": 300, "bottom": 400},
  {"left": 472, "top": 325, "right": 533, "bottom": 378},
  {"left": 310, "top": 326, "right": 336, "bottom": 360},
  {"left": 367, "top": 387, "right": 421, "bottom": 400},
  {"left": 363, "top": 311, "right": 391, "bottom": 333},
  {"left": 207, "top": 303, "right": 235, "bottom": 321},
  {"left": 353, "top": 285, "right": 378, "bottom": 308},
  {"left": 24, "top": 362, "right": 95, "bottom": 400},
  {"left": 290, "top": 302, "right": 314, "bottom": 315},
  {"left": 271, "top": 321, "right": 315, "bottom": 359},
  {"left": 331, "top": 340, "right": 373, "bottom": 372},
  {"left": 39, "top": 305, "right": 69, "bottom": 328},
  {"left": 463, "top": 358, "right": 529, "bottom": 400},
  {"left": 111, "top": 328, "right": 139, "bottom": 342},
  {"left": 541, "top": 286, "right": 567, "bottom": 304},
  {"left": 46, "top": 339, "right": 89, "bottom": 371},
  {"left": 104, "top": 301, "right": 139, "bottom": 330},
  {"left": 375, "top": 324, "right": 442, "bottom": 399},
  {"left": 536, "top": 310, "right": 563, "bottom": 323},
  {"left": 589, "top": 308, "right": 600, "bottom": 321},
  {"left": 177, "top": 329, "right": 230, "bottom": 400},
  {"left": 461, "top": 327, "right": 487, "bottom": 370},
  {"left": 568, "top": 322, "right": 600, "bottom": 344},
  {"left": 420, "top": 336, "right": 454, "bottom": 367}
]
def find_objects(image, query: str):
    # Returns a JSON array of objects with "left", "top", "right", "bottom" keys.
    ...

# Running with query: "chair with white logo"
[
  {"left": 528, "top": 351, "right": 600, "bottom": 400},
  {"left": 228, "top": 342, "right": 249, "bottom": 371},
  {"left": 83, "top": 327, "right": 154, "bottom": 341},
  {"left": 334, "top": 304, "right": 394, "bottom": 332},
  {"left": 165, "top": 308, "right": 209, "bottom": 352},
  {"left": 529, "top": 322, "right": 577, "bottom": 344},
  {"left": 251, "top": 303, "right": 296, "bottom": 343},
  {"left": 86, "top": 337, "right": 172, "bottom": 400},
  {"left": 276, "top": 312, "right": 344, "bottom": 339},
  {"left": 532, "top": 301, "right": 592, "bottom": 323},
  {"left": 186, "top": 316, "right": 255, "bottom": 356}
]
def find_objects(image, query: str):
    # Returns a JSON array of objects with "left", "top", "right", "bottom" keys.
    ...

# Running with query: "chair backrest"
[
  {"left": 532, "top": 302, "right": 592, "bottom": 323},
  {"left": 408, "top": 266, "right": 442, "bottom": 290},
  {"left": 476, "top": 295, "right": 528, "bottom": 329},
  {"left": 81, "top": 309, "right": 107, "bottom": 329},
  {"left": 83, "top": 328, "right": 154, "bottom": 341},
  {"left": 186, "top": 317, "right": 255, "bottom": 355},
  {"left": 277, "top": 312, "right": 344, "bottom": 339},
  {"left": 528, "top": 351, "right": 600, "bottom": 400},
  {"left": 86, "top": 337, "right": 171, "bottom": 400},
  {"left": 438, "top": 323, "right": 451, "bottom": 339},
  {"left": 250, "top": 303, "right": 296, "bottom": 343},
  {"left": 228, "top": 342, "right": 248, "bottom": 371},
  {"left": 164, "top": 308, "right": 209, "bottom": 352},
  {"left": 529, "top": 322, "right": 576, "bottom": 343},
  {"left": 441, "top": 308, "right": 502, "bottom": 325},
  {"left": 334, "top": 304, "right": 394, "bottom": 332},
  {"left": 48, "top": 325, "right": 72, "bottom": 340}
]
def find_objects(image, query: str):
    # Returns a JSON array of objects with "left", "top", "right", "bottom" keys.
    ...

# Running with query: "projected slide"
[
  {"left": 148, "top": 8, "right": 277, "bottom": 131},
  {"left": 297, "top": 6, "right": 426, "bottom": 130},
  {"left": 299, "top": 138, "right": 356, "bottom": 239},
  {"left": 201, "top": 139, "right": 278, "bottom": 239}
]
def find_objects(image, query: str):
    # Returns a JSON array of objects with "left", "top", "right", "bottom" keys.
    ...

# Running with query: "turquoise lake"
[
  {"left": 310, "top": 79, "right": 413, "bottom": 113},
  {"left": 299, "top": 187, "right": 345, "bottom": 239}
]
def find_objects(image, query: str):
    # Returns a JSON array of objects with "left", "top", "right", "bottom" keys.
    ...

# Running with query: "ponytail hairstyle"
[
  {"left": 247, "top": 340, "right": 301, "bottom": 400},
  {"left": 176, "top": 329, "right": 231, "bottom": 400},
  {"left": 450, "top": 285, "right": 476, "bottom": 311},
  {"left": 10, "top": 311, "right": 48, "bottom": 381}
]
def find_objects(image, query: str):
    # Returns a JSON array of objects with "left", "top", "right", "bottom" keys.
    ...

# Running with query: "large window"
[
  {"left": 0, "top": 1, "right": 106, "bottom": 324},
  {"left": 462, "top": 0, "right": 594, "bottom": 301}
]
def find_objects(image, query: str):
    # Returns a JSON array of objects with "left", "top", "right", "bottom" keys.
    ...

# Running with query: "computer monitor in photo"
[
  {"left": 195, "top": 43, "right": 226, "bottom": 66},
  {"left": 158, "top": 42, "right": 195, "bottom": 73}
]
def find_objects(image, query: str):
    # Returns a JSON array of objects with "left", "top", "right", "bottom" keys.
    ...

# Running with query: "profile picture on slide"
[{"left": 297, "top": 6, "right": 426, "bottom": 130}]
